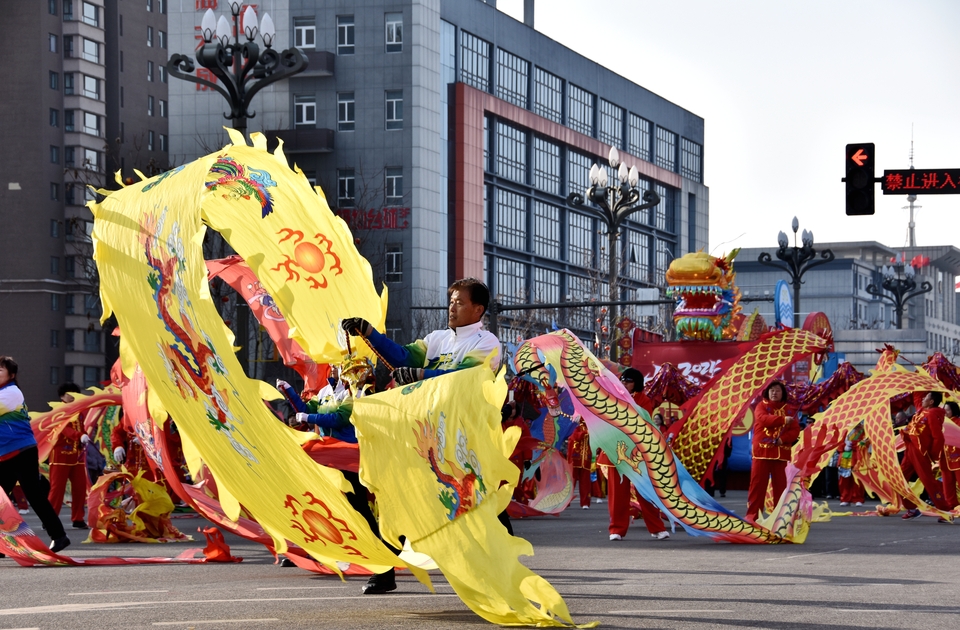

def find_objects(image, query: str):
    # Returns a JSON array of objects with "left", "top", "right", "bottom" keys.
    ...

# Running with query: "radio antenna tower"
[{"left": 903, "top": 126, "right": 920, "bottom": 247}]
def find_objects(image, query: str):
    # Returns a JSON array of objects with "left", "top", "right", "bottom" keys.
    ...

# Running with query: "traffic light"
[{"left": 845, "top": 143, "right": 875, "bottom": 215}]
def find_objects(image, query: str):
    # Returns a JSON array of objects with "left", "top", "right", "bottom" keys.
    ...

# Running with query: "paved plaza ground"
[{"left": 1, "top": 490, "right": 958, "bottom": 629}]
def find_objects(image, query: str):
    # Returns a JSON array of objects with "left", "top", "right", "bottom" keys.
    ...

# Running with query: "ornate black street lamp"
[
  {"left": 567, "top": 146, "right": 660, "bottom": 344},
  {"left": 166, "top": 2, "right": 308, "bottom": 134},
  {"left": 757, "top": 217, "right": 835, "bottom": 325},
  {"left": 866, "top": 256, "right": 932, "bottom": 329}
]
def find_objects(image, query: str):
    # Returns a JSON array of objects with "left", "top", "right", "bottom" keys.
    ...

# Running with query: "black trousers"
[{"left": 0, "top": 447, "right": 67, "bottom": 540}]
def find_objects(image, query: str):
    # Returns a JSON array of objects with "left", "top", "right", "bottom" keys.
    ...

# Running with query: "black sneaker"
[
  {"left": 901, "top": 508, "right": 921, "bottom": 520},
  {"left": 72, "top": 521, "right": 88, "bottom": 529},
  {"left": 50, "top": 536, "right": 71, "bottom": 553},
  {"left": 279, "top": 556, "right": 295, "bottom": 567},
  {"left": 362, "top": 569, "right": 397, "bottom": 595}
]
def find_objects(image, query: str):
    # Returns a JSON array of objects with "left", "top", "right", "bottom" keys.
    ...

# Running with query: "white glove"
[
  {"left": 295, "top": 412, "right": 309, "bottom": 424},
  {"left": 113, "top": 446, "right": 126, "bottom": 463},
  {"left": 80, "top": 434, "right": 90, "bottom": 445},
  {"left": 276, "top": 379, "right": 290, "bottom": 390}
]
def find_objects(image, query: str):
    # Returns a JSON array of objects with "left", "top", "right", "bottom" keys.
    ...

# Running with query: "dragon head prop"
[{"left": 665, "top": 250, "right": 741, "bottom": 341}]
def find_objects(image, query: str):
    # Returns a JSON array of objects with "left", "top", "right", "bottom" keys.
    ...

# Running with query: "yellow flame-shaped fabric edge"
[
  {"left": 795, "top": 368, "right": 957, "bottom": 517},
  {"left": 90, "top": 137, "right": 404, "bottom": 578}
]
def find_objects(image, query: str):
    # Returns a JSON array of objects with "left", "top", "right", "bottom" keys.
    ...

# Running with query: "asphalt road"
[{"left": 2, "top": 490, "right": 958, "bottom": 630}]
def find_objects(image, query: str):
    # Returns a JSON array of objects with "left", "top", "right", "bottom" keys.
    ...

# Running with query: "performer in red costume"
[
  {"left": 110, "top": 415, "right": 153, "bottom": 481},
  {"left": 48, "top": 383, "right": 91, "bottom": 529},
  {"left": 567, "top": 418, "right": 592, "bottom": 509},
  {"left": 900, "top": 391, "right": 949, "bottom": 519},
  {"left": 940, "top": 401, "right": 960, "bottom": 511},
  {"left": 598, "top": 368, "right": 669, "bottom": 541},
  {"left": 746, "top": 381, "right": 801, "bottom": 522},
  {"left": 837, "top": 422, "right": 867, "bottom": 506}
]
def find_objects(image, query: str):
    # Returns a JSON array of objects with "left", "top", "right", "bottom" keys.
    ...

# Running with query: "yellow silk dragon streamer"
[
  {"left": 92, "top": 132, "right": 588, "bottom": 626},
  {"left": 516, "top": 330, "right": 815, "bottom": 544}
]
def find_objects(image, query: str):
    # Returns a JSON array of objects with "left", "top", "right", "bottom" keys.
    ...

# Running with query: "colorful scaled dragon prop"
[
  {"left": 665, "top": 250, "right": 741, "bottom": 341},
  {"left": 516, "top": 330, "right": 813, "bottom": 543}
]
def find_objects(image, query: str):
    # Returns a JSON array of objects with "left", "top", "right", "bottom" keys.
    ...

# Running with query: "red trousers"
[
  {"left": 939, "top": 459, "right": 959, "bottom": 510},
  {"left": 838, "top": 474, "right": 865, "bottom": 504},
  {"left": 573, "top": 467, "right": 591, "bottom": 507},
  {"left": 605, "top": 466, "right": 666, "bottom": 536},
  {"left": 48, "top": 462, "right": 88, "bottom": 522},
  {"left": 747, "top": 458, "right": 787, "bottom": 520},
  {"left": 900, "top": 445, "right": 949, "bottom": 510}
]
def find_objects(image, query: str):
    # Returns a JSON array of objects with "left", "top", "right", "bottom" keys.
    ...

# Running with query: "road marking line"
[
  {"left": 154, "top": 619, "right": 278, "bottom": 626},
  {"left": 768, "top": 547, "right": 848, "bottom": 560},
  {"left": 70, "top": 591, "right": 169, "bottom": 596},
  {"left": 608, "top": 609, "right": 733, "bottom": 615},
  {"left": 256, "top": 586, "right": 348, "bottom": 590}
]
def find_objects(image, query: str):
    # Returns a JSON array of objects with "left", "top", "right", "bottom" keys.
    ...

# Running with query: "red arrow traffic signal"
[
  {"left": 845, "top": 143, "right": 875, "bottom": 216},
  {"left": 851, "top": 148, "right": 868, "bottom": 166}
]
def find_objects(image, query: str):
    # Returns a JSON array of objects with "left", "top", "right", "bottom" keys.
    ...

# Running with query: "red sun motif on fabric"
[
  {"left": 283, "top": 492, "right": 366, "bottom": 558},
  {"left": 271, "top": 229, "right": 343, "bottom": 289}
]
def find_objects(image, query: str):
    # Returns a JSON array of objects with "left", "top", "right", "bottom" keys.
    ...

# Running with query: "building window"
[
  {"left": 533, "top": 137, "right": 561, "bottom": 196},
  {"left": 64, "top": 111, "right": 75, "bottom": 132},
  {"left": 628, "top": 114, "right": 651, "bottom": 162},
  {"left": 64, "top": 147, "right": 75, "bottom": 166},
  {"left": 656, "top": 240, "right": 674, "bottom": 283},
  {"left": 385, "top": 168, "right": 403, "bottom": 202},
  {"left": 295, "top": 95, "right": 316, "bottom": 127},
  {"left": 147, "top": 26, "right": 153, "bottom": 47},
  {"left": 52, "top": 295, "right": 64, "bottom": 314},
  {"left": 148, "top": 130, "right": 155, "bottom": 151},
  {"left": 64, "top": 255, "right": 74, "bottom": 277},
  {"left": 598, "top": 99, "right": 623, "bottom": 149},
  {"left": 495, "top": 188, "right": 527, "bottom": 251},
  {"left": 64, "top": 73, "right": 74, "bottom": 94},
  {"left": 495, "top": 122, "right": 527, "bottom": 184},
  {"left": 81, "top": 38, "right": 99, "bottom": 63},
  {"left": 687, "top": 193, "right": 697, "bottom": 253},
  {"left": 159, "top": 99, "right": 167, "bottom": 118},
  {"left": 627, "top": 230, "right": 650, "bottom": 282},
  {"left": 50, "top": 330, "right": 60, "bottom": 348},
  {"left": 158, "top": 30, "right": 166, "bottom": 49},
  {"left": 337, "top": 92, "right": 355, "bottom": 131},
  {"left": 337, "top": 15, "right": 354, "bottom": 55},
  {"left": 50, "top": 108, "right": 59, "bottom": 126},
  {"left": 460, "top": 31, "right": 490, "bottom": 92},
  {"left": 567, "top": 84, "right": 594, "bottom": 137},
  {"left": 147, "top": 0, "right": 152, "bottom": 11},
  {"left": 83, "top": 148, "right": 100, "bottom": 171},
  {"left": 83, "top": 111, "right": 100, "bottom": 136},
  {"left": 63, "top": 0, "right": 74, "bottom": 20},
  {"left": 83, "top": 366, "right": 99, "bottom": 387},
  {"left": 49, "top": 71, "right": 59, "bottom": 90},
  {"left": 294, "top": 17, "right": 316, "bottom": 50},
  {"left": 51, "top": 219, "right": 60, "bottom": 238},
  {"left": 656, "top": 126, "right": 677, "bottom": 172},
  {"left": 49, "top": 0, "right": 57, "bottom": 15},
  {"left": 533, "top": 201, "right": 560, "bottom": 259},
  {"left": 533, "top": 67, "right": 562, "bottom": 123},
  {"left": 495, "top": 258, "right": 528, "bottom": 304},
  {"left": 160, "top": 134, "right": 168, "bottom": 152},
  {"left": 567, "top": 150, "right": 592, "bottom": 197},
  {"left": 51, "top": 256, "right": 60, "bottom": 275},
  {"left": 82, "top": 1, "right": 98, "bottom": 26},
  {"left": 50, "top": 183, "right": 59, "bottom": 201},
  {"left": 84, "top": 330, "right": 101, "bottom": 353},
  {"left": 84, "top": 294, "right": 101, "bottom": 317},
  {"left": 50, "top": 145, "right": 60, "bottom": 164},
  {"left": 159, "top": 65, "right": 167, "bottom": 83},
  {"left": 147, "top": 60, "right": 154, "bottom": 81},
  {"left": 50, "top": 33, "right": 58, "bottom": 52},
  {"left": 496, "top": 48, "right": 529, "bottom": 108},
  {"left": 65, "top": 329, "right": 75, "bottom": 351},
  {"left": 148, "top": 95, "right": 154, "bottom": 116},
  {"left": 654, "top": 183, "right": 674, "bottom": 232},
  {"left": 681, "top": 138, "right": 702, "bottom": 182},
  {"left": 533, "top": 267, "right": 560, "bottom": 304},
  {"left": 337, "top": 169, "right": 355, "bottom": 207},
  {"left": 385, "top": 90, "right": 403, "bottom": 130},
  {"left": 82, "top": 75, "right": 99, "bottom": 99},
  {"left": 119, "top": 50, "right": 123, "bottom": 72},
  {"left": 569, "top": 212, "right": 594, "bottom": 267},
  {"left": 64, "top": 294, "right": 75, "bottom": 315},
  {"left": 51, "top": 367, "right": 60, "bottom": 386},
  {"left": 385, "top": 245, "right": 402, "bottom": 283},
  {"left": 385, "top": 12, "right": 402, "bottom": 53}
]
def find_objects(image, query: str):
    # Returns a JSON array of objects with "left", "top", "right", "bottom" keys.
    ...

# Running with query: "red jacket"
[
  {"left": 567, "top": 423, "right": 592, "bottom": 469},
  {"left": 598, "top": 389, "right": 654, "bottom": 468},
  {"left": 903, "top": 404, "right": 945, "bottom": 461},
  {"left": 50, "top": 413, "right": 86, "bottom": 467},
  {"left": 752, "top": 399, "right": 800, "bottom": 461}
]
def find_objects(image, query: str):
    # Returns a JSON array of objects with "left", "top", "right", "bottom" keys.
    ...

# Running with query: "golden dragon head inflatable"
[{"left": 664, "top": 250, "right": 742, "bottom": 341}]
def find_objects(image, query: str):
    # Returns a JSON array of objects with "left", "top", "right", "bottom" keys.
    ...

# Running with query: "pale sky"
[{"left": 497, "top": 0, "right": 960, "bottom": 256}]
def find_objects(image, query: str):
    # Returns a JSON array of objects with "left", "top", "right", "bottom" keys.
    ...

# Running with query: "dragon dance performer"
[
  {"left": 941, "top": 401, "right": 960, "bottom": 511},
  {"left": 837, "top": 422, "right": 868, "bottom": 506},
  {"left": 599, "top": 368, "right": 669, "bottom": 541},
  {"left": 567, "top": 417, "right": 593, "bottom": 509},
  {"left": 47, "top": 383, "right": 92, "bottom": 529},
  {"left": 0, "top": 356, "right": 70, "bottom": 553},
  {"left": 746, "top": 381, "right": 801, "bottom": 522},
  {"left": 901, "top": 391, "right": 950, "bottom": 519},
  {"left": 342, "top": 277, "right": 502, "bottom": 593}
]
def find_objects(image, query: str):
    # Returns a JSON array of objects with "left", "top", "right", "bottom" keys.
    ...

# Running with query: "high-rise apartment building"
[
  {"left": 167, "top": 0, "right": 706, "bottom": 374},
  {"left": 0, "top": 0, "right": 168, "bottom": 408}
]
